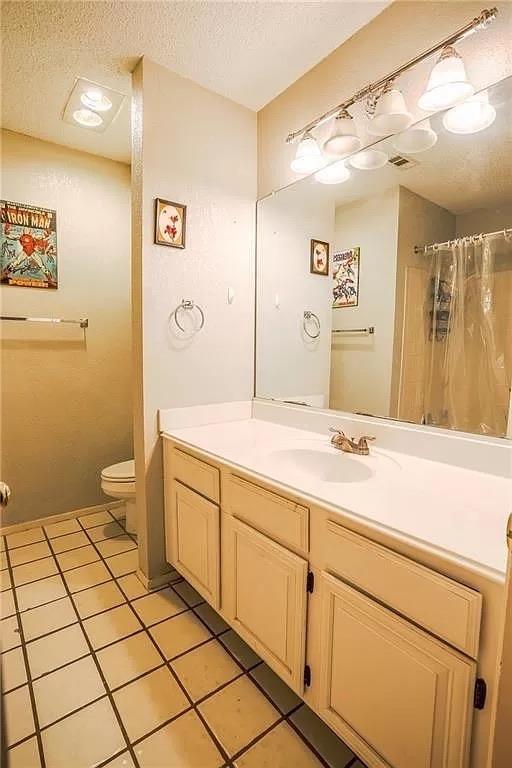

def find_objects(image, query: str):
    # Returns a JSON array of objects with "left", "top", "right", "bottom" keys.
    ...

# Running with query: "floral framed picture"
[
  {"left": 310, "top": 239, "right": 329, "bottom": 276},
  {"left": 154, "top": 198, "right": 186, "bottom": 248}
]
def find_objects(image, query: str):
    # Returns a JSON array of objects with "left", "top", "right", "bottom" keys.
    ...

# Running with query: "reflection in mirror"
[{"left": 256, "top": 77, "right": 512, "bottom": 438}]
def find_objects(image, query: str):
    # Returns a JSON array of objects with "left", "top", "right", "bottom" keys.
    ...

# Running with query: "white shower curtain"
[{"left": 423, "top": 232, "right": 511, "bottom": 436}]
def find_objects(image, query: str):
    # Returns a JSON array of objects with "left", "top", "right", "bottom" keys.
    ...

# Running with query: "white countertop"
[{"left": 162, "top": 417, "right": 511, "bottom": 580}]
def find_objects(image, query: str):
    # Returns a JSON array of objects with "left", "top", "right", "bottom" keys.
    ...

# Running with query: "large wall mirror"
[{"left": 256, "top": 76, "right": 512, "bottom": 438}]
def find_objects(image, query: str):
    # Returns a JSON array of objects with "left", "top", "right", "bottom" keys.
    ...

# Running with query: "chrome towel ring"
[
  {"left": 303, "top": 311, "right": 320, "bottom": 339},
  {"left": 173, "top": 300, "right": 205, "bottom": 333}
]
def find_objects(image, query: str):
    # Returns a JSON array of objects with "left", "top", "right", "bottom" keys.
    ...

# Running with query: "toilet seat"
[{"left": 101, "top": 459, "right": 135, "bottom": 483}]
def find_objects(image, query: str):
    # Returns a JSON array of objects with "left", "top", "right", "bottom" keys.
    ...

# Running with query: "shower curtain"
[{"left": 423, "top": 232, "right": 511, "bottom": 436}]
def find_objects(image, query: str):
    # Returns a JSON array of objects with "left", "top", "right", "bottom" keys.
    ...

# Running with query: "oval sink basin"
[{"left": 270, "top": 448, "right": 374, "bottom": 483}]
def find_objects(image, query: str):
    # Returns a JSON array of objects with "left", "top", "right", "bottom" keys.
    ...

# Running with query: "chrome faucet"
[{"left": 329, "top": 428, "right": 375, "bottom": 456}]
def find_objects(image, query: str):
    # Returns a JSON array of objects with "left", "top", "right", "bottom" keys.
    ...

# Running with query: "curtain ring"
[
  {"left": 173, "top": 300, "right": 205, "bottom": 333},
  {"left": 303, "top": 311, "right": 320, "bottom": 339}
]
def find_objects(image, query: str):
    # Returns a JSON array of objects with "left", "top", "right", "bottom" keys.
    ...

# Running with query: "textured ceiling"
[{"left": 0, "top": 1, "right": 390, "bottom": 164}]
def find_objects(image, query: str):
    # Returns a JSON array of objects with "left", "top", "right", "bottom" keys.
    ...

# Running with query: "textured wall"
[
  {"left": 258, "top": 1, "right": 512, "bottom": 197},
  {"left": 132, "top": 58, "right": 256, "bottom": 579},
  {"left": 1, "top": 130, "right": 132, "bottom": 524}
]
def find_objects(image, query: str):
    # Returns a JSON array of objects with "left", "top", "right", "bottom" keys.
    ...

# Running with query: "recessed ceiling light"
[
  {"left": 73, "top": 108, "right": 103, "bottom": 128},
  {"left": 80, "top": 89, "right": 113, "bottom": 112}
]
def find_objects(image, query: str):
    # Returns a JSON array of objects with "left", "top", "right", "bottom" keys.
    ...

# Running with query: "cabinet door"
[
  {"left": 165, "top": 480, "right": 220, "bottom": 608},
  {"left": 318, "top": 572, "right": 476, "bottom": 768},
  {"left": 222, "top": 514, "right": 308, "bottom": 693}
]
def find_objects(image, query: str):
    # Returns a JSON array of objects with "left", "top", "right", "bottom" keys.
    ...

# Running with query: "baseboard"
[
  {"left": 136, "top": 567, "right": 181, "bottom": 591},
  {"left": 0, "top": 499, "right": 124, "bottom": 536}
]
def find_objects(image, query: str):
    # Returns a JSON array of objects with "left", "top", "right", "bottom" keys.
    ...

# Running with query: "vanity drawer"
[
  {"left": 323, "top": 521, "right": 482, "bottom": 657},
  {"left": 223, "top": 474, "right": 309, "bottom": 555},
  {"left": 166, "top": 445, "right": 220, "bottom": 504}
]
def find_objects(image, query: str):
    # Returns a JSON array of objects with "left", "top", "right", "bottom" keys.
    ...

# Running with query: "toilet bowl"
[{"left": 101, "top": 459, "right": 137, "bottom": 535}]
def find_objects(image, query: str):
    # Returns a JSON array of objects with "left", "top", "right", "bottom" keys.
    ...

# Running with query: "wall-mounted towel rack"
[
  {"left": 0, "top": 315, "right": 89, "bottom": 328},
  {"left": 303, "top": 311, "right": 321, "bottom": 339},
  {"left": 171, "top": 300, "right": 205, "bottom": 334},
  {"left": 332, "top": 326, "right": 375, "bottom": 335}
]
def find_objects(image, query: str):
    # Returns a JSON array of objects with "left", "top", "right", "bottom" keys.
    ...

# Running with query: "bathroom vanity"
[{"left": 161, "top": 406, "right": 510, "bottom": 768}]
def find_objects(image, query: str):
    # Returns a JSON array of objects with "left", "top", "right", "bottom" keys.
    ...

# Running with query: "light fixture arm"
[{"left": 285, "top": 7, "right": 497, "bottom": 143}]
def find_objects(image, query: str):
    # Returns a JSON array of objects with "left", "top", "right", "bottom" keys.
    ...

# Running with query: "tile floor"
[{"left": 1, "top": 508, "right": 366, "bottom": 768}]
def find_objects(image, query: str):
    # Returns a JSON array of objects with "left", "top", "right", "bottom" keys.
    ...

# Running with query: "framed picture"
[
  {"left": 154, "top": 198, "right": 186, "bottom": 248},
  {"left": 310, "top": 239, "right": 329, "bottom": 276},
  {"left": 1, "top": 200, "right": 58, "bottom": 288},
  {"left": 332, "top": 247, "right": 360, "bottom": 308}
]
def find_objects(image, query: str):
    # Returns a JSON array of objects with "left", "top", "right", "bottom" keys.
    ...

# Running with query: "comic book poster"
[
  {"left": 332, "top": 247, "right": 360, "bottom": 308},
  {"left": 1, "top": 200, "right": 58, "bottom": 288}
]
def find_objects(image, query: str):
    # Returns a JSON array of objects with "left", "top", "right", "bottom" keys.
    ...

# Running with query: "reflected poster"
[{"left": 332, "top": 247, "right": 360, "bottom": 308}]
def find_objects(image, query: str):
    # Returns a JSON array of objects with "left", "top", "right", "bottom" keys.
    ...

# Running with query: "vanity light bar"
[{"left": 285, "top": 7, "right": 498, "bottom": 144}]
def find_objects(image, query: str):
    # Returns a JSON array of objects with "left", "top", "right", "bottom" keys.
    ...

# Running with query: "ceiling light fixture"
[
  {"left": 73, "top": 108, "right": 103, "bottom": 128},
  {"left": 323, "top": 111, "right": 362, "bottom": 157},
  {"left": 80, "top": 89, "right": 113, "bottom": 112},
  {"left": 290, "top": 131, "right": 324, "bottom": 173},
  {"left": 349, "top": 149, "right": 388, "bottom": 171},
  {"left": 368, "top": 84, "right": 413, "bottom": 136},
  {"left": 314, "top": 160, "right": 351, "bottom": 185},
  {"left": 442, "top": 90, "right": 496, "bottom": 134},
  {"left": 393, "top": 119, "right": 438, "bottom": 153},
  {"left": 418, "top": 46, "right": 474, "bottom": 111}
]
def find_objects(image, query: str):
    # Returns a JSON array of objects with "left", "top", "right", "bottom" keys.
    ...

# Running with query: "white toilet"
[{"left": 100, "top": 459, "right": 137, "bottom": 535}]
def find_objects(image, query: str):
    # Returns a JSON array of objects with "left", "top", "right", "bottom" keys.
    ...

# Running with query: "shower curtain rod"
[{"left": 414, "top": 227, "right": 512, "bottom": 254}]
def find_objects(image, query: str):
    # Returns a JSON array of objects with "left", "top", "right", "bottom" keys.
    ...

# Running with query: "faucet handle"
[
  {"left": 357, "top": 435, "right": 376, "bottom": 448},
  {"left": 329, "top": 426, "right": 345, "bottom": 435}
]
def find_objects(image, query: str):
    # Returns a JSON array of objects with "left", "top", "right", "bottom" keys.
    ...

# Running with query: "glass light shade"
[
  {"left": 314, "top": 160, "right": 351, "bottom": 185},
  {"left": 393, "top": 119, "right": 438, "bottom": 153},
  {"left": 418, "top": 46, "right": 474, "bottom": 111},
  {"left": 442, "top": 91, "right": 496, "bottom": 134},
  {"left": 290, "top": 132, "right": 324, "bottom": 173},
  {"left": 368, "top": 88, "right": 413, "bottom": 136},
  {"left": 81, "top": 89, "right": 113, "bottom": 112},
  {"left": 73, "top": 108, "right": 103, "bottom": 127},
  {"left": 323, "top": 113, "right": 362, "bottom": 157},
  {"left": 349, "top": 148, "right": 388, "bottom": 170}
]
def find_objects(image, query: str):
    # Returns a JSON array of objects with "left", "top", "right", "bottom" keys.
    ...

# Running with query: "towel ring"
[
  {"left": 303, "top": 311, "right": 320, "bottom": 339},
  {"left": 173, "top": 300, "right": 205, "bottom": 333}
]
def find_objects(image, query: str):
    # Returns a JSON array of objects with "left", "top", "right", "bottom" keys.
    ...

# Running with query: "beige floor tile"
[
  {"left": 26, "top": 623, "right": 89, "bottom": 678},
  {"left": 73, "top": 580, "right": 125, "bottom": 619},
  {"left": 1, "top": 588, "right": 16, "bottom": 617},
  {"left": 2, "top": 646, "right": 27, "bottom": 692},
  {"left": 79, "top": 510, "right": 114, "bottom": 529},
  {"left": 194, "top": 602, "right": 230, "bottom": 635},
  {"left": 109, "top": 506, "right": 126, "bottom": 520},
  {"left": 41, "top": 697, "right": 125, "bottom": 768},
  {"left": 1, "top": 615, "right": 22, "bottom": 650},
  {"left": 135, "top": 709, "right": 223, "bottom": 768},
  {"left": 235, "top": 722, "right": 323, "bottom": 768},
  {"left": 63, "top": 560, "right": 111, "bottom": 593},
  {"left": 250, "top": 663, "right": 301, "bottom": 714},
  {"left": 117, "top": 573, "right": 148, "bottom": 600},
  {"left": 4, "top": 684, "right": 35, "bottom": 746},
  {"left": 96, "top": 631, "right": 162, "bottom": 690},
  {"left": 198, "top": 676, "right": 279, "bottom": 756},
  {"left": 1, "top": 567, "right": 12, "bottom": 591},
  {"left": 21, "top": 596, "right": 77, "bottom": 642},
  {"left": 131, "top": 588, "right": 186, "bottom": 627},
  {"left": 105, "top": 549, "right": 138, "bottom": 577},
  {"left": 50, "top": 531, "right": 90, "bottom": 554},
  {"left": 149, "top": 610, "right": 211, "bottom": 660},
  {"left": 1, "top": 549, "right": 7, "bottom": 569},
  {"left": 12, "top": 557, "right": 58, "bottom": 587},
  {"left": 290, "top": 705, "right": 355, "bottom": 768},
  {"left": 83, "top": 603, "right": 142, "bottom": 650},
  {"left": 96, "top": 535, "right": 136, "bottom": 559},
  {"left": 171, "top": 638, "right": 241, "bottom": 701},
  {"left": 219, "top": 630, "right": 261, "bottom": 669},
  {"left": 7, "top": 735, "right": 41, "bottom": 768},
  {"left": 33, "top": 655, "right": 105, "bottom": 727},
  {"left": 9, "top": 541, "right": 52, "bottom": 567},
  {"left": 56, "top": 545, "right": 99, "bottom": 572},
  {"left": 7, "top": 528, "right": 44, "bottom": 549},
  {"left": 87, "top": 521, "right": 125, "bottom": 542},
  {"left": 103, "top": 752, "right": 136, "bottom": 768},
  {"left": 113, "top": 666, "right": 189, "bottom": 742},
  {"left": 173, "top": 580, "right": 204, "bottom": 607},
  {"left": 0, "top": 535, "right": 4, "bottom": 551},
  {"left": 45, "top": 519, "right": 81, "bottom": 538},
  {"left": 16, "top": 574, "right": 67, "bottom": 612}
]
